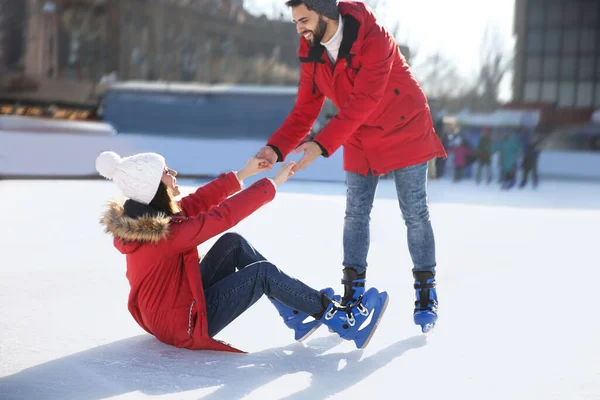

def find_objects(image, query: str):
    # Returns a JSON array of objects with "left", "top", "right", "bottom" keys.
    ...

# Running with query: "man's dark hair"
[{"left": 285, "top": 0, "right": 312, "bottom": 10}]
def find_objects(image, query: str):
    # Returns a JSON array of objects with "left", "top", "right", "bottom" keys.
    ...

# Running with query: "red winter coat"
[
  {"left": 101, "top": 172, "right": 275, "bottom": 353},
  {"left": 267, "top": 1, "right": 446, "bottom": 176}
]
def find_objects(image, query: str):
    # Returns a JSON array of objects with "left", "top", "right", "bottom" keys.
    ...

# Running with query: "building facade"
[
  {"left": 0, "top": 0, "right": 27, "bottom": 72},
  {"left": 513, "top": 0, "right": 600, "bottom": 109},
  {"left": 20, "top": 0, "right": 299, "bottom": 84}
]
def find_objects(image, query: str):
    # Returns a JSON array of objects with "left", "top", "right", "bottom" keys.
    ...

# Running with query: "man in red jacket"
[{"left": 256, "top": 0, "right": 446, "bottom": 333}]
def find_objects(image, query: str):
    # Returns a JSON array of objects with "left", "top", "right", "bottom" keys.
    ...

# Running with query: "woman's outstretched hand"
[
  {"left": 273, "top": 162, "right": 296, "bottom": 186},
  {"left": 237, "top": 157, "right": 272, "bottom": 181}
]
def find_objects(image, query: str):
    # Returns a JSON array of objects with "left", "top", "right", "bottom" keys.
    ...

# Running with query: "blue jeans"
[
  {"left": 343, "top": 162, "right": 437, "bottom": 275},
  {"left": 202, "top": 233, "right": 324, "bottom": 337}
]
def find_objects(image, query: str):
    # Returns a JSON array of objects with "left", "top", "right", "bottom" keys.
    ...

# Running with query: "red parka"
[
  {"left": 101, "top": 172, "right": 275, "bottom": 352},
  {"left": 267, "top": 1, "right": 446, "bottom": 176}
]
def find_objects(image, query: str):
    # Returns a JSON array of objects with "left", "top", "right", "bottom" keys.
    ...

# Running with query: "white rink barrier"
[
  {"left": 538, "top": 150, "right": 600, "bottom": 181},
  {"left": 0, "top": 130, "right": 346, "bottom": 182},
  {"left": 2, "top": 123, "right": 599, "bottom": 182},
  {"left": 0, "top": 116, "right": 116, "bottom": 136}
]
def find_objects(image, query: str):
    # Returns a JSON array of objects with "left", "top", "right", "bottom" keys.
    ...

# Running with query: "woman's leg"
[
  {"left": 204, "top": 261, "right": 325, "bottom": 337},
  {"left": 200, "top": 232, "right": 267, "bottom": 289}
]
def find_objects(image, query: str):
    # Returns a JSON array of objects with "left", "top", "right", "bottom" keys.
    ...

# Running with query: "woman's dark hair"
[
  {"left": 286, "top": 0, "right": 311, "bottom": 10},
  {"left": 149, "top": 181, "right": 180, "bottom": 216}
]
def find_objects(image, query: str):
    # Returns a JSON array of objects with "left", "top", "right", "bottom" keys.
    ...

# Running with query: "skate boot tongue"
[{"left": 341, "top": 268, "right": 366, "bottom": 306}]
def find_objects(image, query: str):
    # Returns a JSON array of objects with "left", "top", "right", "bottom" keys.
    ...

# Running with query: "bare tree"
[
  {"left": 413, "top": 51, "right": 469, "bottom": 99},
  {"left": 361, "top": 0, "right": 389, "bottom": 13},
  {"left": 474, "top": 24, "right": 513, "bottom": 108},
  {"left": 244, "top": 0, "right": 289, "bottom": 20}
]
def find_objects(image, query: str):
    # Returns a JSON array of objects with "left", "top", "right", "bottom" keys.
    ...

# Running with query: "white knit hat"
[{"left": 96, "top": 151, "right": 166, "bottom": 205}]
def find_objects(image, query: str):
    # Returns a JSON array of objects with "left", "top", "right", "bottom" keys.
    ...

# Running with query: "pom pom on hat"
[
  {"left": 95, "top": 151, "right": 166, "bottom": 205},
  {"left": 96, "top": 151, "right": 121, "bottom": 180}
]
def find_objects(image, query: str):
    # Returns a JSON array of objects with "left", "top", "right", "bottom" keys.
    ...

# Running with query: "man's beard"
[{"left": 305, "top": 16, "right": 328, "bottom": 47}]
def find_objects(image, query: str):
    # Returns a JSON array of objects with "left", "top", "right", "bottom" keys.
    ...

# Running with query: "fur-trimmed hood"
[{"left": 100, "top": 200, "right": 172, "bottom": 249}]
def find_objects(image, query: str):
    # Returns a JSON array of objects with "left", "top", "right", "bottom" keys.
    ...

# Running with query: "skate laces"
[{"left": 325, "top": 295, "right": 369, "bottom": 327}]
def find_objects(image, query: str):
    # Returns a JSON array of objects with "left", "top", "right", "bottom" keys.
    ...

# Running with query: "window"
[
  {"left": 527, "top": 1, "right": 544, "bottom": 26},
  {"left": 524, "top": 81, "right": 540, "bottom": 101},
  {"left": 581, "top": 2, "right": 598, "bottom": 26},
  {"left": 541, "top": 81, "right": 558, "bottom": 102},
  {"left": 543, "top": 57, "right": 559, "bottom": 78},
  {"left": 526, "top": 29, "right": 543, "bottom": 53},
  {"left": 561, "top": 29, "right": 579, "bottom": 53},
  {"left": 578, "top": 56, "right": 594, "bottom": 80},
  {"left": 558, "top": 81, "right": 576, "bottom": 107},
  {"left": 546, "top": 3, "right": 562, "bottom": 25},
  {"left": 526, "top": 56, "right": 542, "bottom": 78},
  {"left": 576, "top": 81, "right": 594, "bottom": 107},
  {"left": 564, "top": 2, "right": 581, "bottom": 25},
  {"left": 580, "top": 29, "right": 596, "bottom": 53},
  {"left": 560, "top": 57, "right": 577, "bottom": 79},
  {"left": 544, "top": 29, "right": 561, "bottom": 53}
]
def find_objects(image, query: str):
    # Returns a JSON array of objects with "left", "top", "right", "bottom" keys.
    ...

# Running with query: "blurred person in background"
[
  {"left": 519, "top": 134, "right": 541, "bottom": 189},
  {"left": 449, "top": 136, "right": 475, "bottom": 182},
  {"left": 433, "top": 120, "right": 447, "bottom": 179},
  {"left": 475, "top": 128, "right": 493, "bottom": 185},
  {"left": 494, "top": 132, "right": 522, "bottom": 190},
  {"left": 95, "top": 151, "right": 387, "bottom": 352},
  {"left": 255, "top": 0, "right": 445, "bottom": 333}
]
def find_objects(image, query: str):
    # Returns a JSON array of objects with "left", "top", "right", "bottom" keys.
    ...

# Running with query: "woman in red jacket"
[{"left": 96, "top": 151, "right": 388, "bottom": 351}]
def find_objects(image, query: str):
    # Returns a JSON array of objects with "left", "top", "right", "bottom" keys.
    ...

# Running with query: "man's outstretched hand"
[
  {"left": 255, "top": 146, "right": 278, "bottom": 167},
  {"left": 292, "top": 142, "right": 322, "bottom": 172}
]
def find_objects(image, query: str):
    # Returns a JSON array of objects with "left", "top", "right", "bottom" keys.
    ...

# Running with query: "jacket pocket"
[{"left": 379, "top": 89, "right": 427, "bottom": 133}]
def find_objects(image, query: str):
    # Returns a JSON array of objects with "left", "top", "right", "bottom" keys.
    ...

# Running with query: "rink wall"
[
  {"left": 2, "top": 117, "right": 600, "bottom": 182},
  {"left": 0, "top": 118, "right": 346, "bottom": 182},
  {"left": 538, "top": 151, "right": 600, "bottom": 181}
]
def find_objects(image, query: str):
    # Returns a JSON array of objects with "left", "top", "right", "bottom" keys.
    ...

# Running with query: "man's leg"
[
  {"left": 342, "top": 171, "right": 379, "bottom": 305},
  {"left": 392, "top": 162, "right": 438, "bottom": 332},
  {"left": 392, "top": 162, "right": 436, "bottom": 274}
]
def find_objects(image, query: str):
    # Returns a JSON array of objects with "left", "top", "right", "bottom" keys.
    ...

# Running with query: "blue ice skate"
[
  {"left": 326, "top": 268, "right": 367, "bottom": 333},
  {"left": 270, "top": 288, "right": 335, "bottom": 342},
  {"left": 322, "top": 287, "right": 389, "bottom": 349},
  {"left": 413, "top": 271, "right": 438, "bottom": 334}
]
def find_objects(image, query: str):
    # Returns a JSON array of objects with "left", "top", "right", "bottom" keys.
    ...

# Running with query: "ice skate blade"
[
  {"left": 296, "top": 321, "right": 322, "bottom": 342},
  {"left": 354, "top": 292, "right": 389, "bottom": 350},
  {"left": 421, "top": 323, "right": 435, "bottom": 335}
]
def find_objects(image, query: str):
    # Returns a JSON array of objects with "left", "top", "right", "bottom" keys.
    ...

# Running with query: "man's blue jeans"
[
  {"left": 202, "top": 233, "right": 324, "bottom": 337},
  {"left": 343, "top": 162, "right": 437, "bottom": 275}
]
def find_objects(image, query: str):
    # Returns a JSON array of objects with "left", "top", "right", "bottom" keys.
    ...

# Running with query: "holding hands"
[
  {"left": 255, "top": 146, "right": 278, "bottom": 166},
  {"left": 237, "top": 156, "right": 296, "bottom": 187},
  {"left": 236, "top": 157, "right": 272, "bottom": 181}
]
